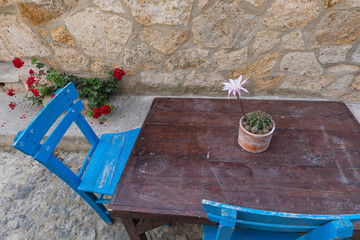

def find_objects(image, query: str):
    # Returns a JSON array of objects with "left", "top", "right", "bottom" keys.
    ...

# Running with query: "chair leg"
[
  {"left": 77, "top": 190, "right": 113, "bottom": 224},
  {"left": 44, "top": 156, "right": 113, "bottom": 224}
]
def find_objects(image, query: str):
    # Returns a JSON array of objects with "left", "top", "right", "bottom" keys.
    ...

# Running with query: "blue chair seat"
[
  {"left": 79, "top": 129, "right": 140, "bottom": 196},
  {"left": 203, "top": 225, "right": 299, "bottom": 240}
]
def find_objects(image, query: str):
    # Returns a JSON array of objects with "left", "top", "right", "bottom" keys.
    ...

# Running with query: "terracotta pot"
[{"left": 238, "top": 116, "right": 275, "bottom": 153}]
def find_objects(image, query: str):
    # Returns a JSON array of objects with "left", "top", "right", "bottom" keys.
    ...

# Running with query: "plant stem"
[{"left": 236, "top": 93, "right": 246, "bottom": 120}]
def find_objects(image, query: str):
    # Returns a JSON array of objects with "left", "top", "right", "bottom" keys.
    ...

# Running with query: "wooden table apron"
[{"left": 108, "top": 98, "right": 360, "bottom": 239}]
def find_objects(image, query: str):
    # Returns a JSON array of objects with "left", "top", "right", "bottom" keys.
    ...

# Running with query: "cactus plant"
[
  {"left": 223, "top": 75, "right": 276, "bottom": 152},
  {"left": 242, "top": 111, "right": 273, "bottom": 134}
]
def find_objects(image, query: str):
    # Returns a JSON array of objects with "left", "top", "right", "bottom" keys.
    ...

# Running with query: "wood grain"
[{"left": 110, "top": 98, "right": 360, "bottom": 230}]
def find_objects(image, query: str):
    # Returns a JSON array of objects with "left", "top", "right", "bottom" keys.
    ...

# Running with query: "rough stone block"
[
  {"left": 253, "top": 31, "right": 281, "bottom": 55},
  {"left": 140, "top": 28, "right": 189, "bottom": 55},
  {"left": 281, "top": 31, "right": 305, "bottom": 50},
  {"left": 124, "top": 43, "right": 164, "bottom": 70},
  {"left": 65, "top": 8, "right": 132, "bottom": 59},
  {"left": 280, "top": 52, "right": 323, "bottom": 76},
  {"left": 318, "top": 45, "right": 352, "bottom": 64},
  {"left": 192, "top": 0, "right": 258, "bottom": 48},
  {"left": 231, "top": 50, "right": 280, "bottom": 80},
  {"left": 0, "top": 15, "right": 50, "bottom": 60},
  {"left": 166, "top": 49, "right": 210, "bottom": 72},
  {"left": 94, "top": 0, "right": 125, "bottom": 13},
  {"left": 280, "top": 75, "right": 333, "bottom": 92},
  {"left": 263, "top": 0, "right": 319, "bottom": 28},
  {"left": 213, "top": 48, "right": 247, "bottom": 71},
  {"left": 124, "top": 0, "right": 193, "bottom": 26},
  {"left": 310, "top": 10, "right": 360, "bottom": 48},
  {"left": 50, "top": 26, "right": 75, "bottom": 46}
]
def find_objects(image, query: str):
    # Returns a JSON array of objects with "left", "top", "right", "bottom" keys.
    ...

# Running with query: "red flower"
[
  {"left": 29, "top": 69, "right": 34, "bottom": 74},
  {"left": 113, "top": 68, "right": 125, "bottom": 80},
  {"left": 9, "top": 103, "right": 15, "bottom": 110},
  {"left": 7, "top": 89, "right": 15, "bottom": 96},
  {"left": 51, "top": 94, "right": 55, "bottom": 98},
  {"left": 27, "top": 76, "right": 36, "bottom": 88},
  {"left": 92, "top": 108, "right": 102, "bottom": 119},
  {"left": 101, "top": 104, "right": 112, "bottom": 115},
  {"left": 29, "top": 88, "right": 40, "bottom": 97},
  {"left": 12, "top": 58, "right": 24, "bottom": 68}
]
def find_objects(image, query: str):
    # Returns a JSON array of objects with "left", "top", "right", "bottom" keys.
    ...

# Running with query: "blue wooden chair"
[
  {"left": 202, "top": 199, "right": 360, "bottom": 240},
  {"left": 13, "top": 82, "right": 140, "bottom": 224}
]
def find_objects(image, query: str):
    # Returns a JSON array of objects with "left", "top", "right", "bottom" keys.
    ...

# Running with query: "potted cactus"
[{"left": 223, "top": 76, "right": 275, "bottom": 153}]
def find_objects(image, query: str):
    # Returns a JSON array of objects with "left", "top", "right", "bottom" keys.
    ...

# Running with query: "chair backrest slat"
[
  {"left": 13, "top": 83, "right": 78, "bottom": 156},
  {"left": 34, "top": 99, "right": 84, "bottom": 163},
  {"left": 202, "top": 200, "right": 360, "bottom": 233},
  {"left": 74, "top": 114, "right": 99, "bottom": 146},
  {"left": 45, "top": 154, "right": 81, "bottom": 187}
]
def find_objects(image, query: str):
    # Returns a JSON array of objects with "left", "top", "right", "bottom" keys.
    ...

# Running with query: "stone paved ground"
[{"left": 0, "top": 148, "right": 202, "bottom": 240}]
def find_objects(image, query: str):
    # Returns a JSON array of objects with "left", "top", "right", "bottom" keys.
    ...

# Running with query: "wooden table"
[{"left": 109, "top": 98, "right": 360, "bottom": 240}]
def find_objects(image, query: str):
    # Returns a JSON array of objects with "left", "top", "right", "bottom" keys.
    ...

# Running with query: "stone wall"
[{"left": 0, "top": 0, "right": 360, "bottom": 101}]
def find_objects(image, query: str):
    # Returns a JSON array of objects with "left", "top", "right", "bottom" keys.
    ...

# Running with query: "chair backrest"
[
  {"left": 202, "top": 199, "right": 360, "bottom": 233},
  {"left": 13, "top": 82, "right": 99, "bottom": 177}
]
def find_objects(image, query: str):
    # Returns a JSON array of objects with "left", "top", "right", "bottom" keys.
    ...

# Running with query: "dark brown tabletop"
[{"left": 109, "top": 98, "right": 360, "bottom": 239}]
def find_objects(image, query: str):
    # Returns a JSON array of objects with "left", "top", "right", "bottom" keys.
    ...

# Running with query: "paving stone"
[
  {"left": 20, "top": 217, "right": 36, "bottom": 231},
  {"left": 2, "top": 216, "right": 20, "bottom": 230},
  {"left": 79, "top": 227, "right": 96, "bottom": 240},
  {"left": 58, "top": 218, "right": 77, "bottom": 238},
  {"left": 13, "top": 186, "right": 33, "bottom": 200}
]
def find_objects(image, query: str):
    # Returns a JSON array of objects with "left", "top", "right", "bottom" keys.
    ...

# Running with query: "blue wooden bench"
[
  {"left": 202, "top": 199, "right": 360, "bottom": 240},
  {"left": 13, "top": 82, "right": 140, "bottom": 224}
]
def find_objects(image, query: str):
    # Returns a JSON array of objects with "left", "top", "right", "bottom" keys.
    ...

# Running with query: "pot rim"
[{"left": 239, "top": 116, "right": 275, "bottom": 137}]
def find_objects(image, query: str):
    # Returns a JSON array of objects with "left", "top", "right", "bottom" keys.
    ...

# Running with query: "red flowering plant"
[
  {"left": 10, "top": 57, "right": 125, "bottom": 118},
  {"left": 12, "top": 58, "right": 24, "bottom": 68}
]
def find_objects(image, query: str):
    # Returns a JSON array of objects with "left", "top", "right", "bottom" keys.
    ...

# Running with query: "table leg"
[{"left": 122, "top": 217, "right": 147, "bottom": 240}]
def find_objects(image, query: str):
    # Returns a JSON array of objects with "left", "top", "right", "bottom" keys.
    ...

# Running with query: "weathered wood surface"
[{"left": 109, "top": 98, "right": 360, "bottom": 229}]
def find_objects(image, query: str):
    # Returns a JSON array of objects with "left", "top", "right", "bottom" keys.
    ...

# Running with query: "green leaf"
[
  {"left": 36, "top": 63, "right": 45, "bottom": 69},
  {"left": 31, "top": 57, "right": 37, "bottom": 65}
]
